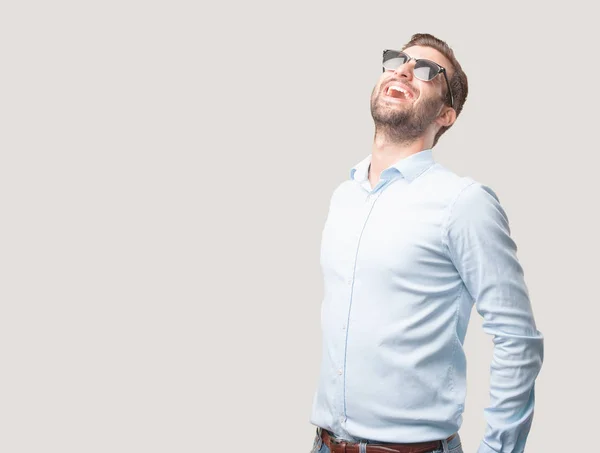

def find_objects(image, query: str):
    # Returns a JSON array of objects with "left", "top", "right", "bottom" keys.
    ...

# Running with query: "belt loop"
[
  {"left": 441, "top": 437, "right": 449, "bottom": 453},
  {"left": 358, "top": 441, "right": 367, "bottom": 453}
]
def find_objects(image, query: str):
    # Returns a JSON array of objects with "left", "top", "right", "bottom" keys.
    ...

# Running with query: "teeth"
[{"left": 388, "top": 86, "right": 409, "bottom": 97}]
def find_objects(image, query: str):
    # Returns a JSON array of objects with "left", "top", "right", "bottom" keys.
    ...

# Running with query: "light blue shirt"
[{"left": 310, "top": 149, "right": 543, "bottom": 453}]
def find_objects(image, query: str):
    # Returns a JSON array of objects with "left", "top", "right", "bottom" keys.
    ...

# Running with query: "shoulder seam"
[{"left": 440, "top": 179, "right": 479, "bottom": 259}]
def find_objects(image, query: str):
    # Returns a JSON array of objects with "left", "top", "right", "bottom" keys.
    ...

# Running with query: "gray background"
[{"left": 1, "top": 1, "right": 597, "bottom": 452}]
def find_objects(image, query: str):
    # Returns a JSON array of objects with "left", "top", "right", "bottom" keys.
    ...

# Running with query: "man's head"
[{"left": 370, "top": 33, "right": 468, "bottom": 147}]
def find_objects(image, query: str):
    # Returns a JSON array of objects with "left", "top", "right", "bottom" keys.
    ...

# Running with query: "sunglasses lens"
[
  {"left": 383, "top": 51, "right": 409, "bottom": 70},
  {"left": 414, "top": 61, "right": 439, "bottom": 81}
]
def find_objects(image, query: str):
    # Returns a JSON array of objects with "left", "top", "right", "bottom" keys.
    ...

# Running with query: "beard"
[{"left": 370, "top": 85, "right": 443, "bottom": 145}]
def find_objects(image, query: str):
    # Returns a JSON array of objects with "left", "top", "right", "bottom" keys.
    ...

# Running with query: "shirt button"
[
  {"left": 342, "top": 324, "right": 346, "bottom": 330},
  {"left": 338, "top": 368, "right": 343, "bottom": 375},
  {"left": 347, "top": 279, "right": 352, "bottom": 286}
]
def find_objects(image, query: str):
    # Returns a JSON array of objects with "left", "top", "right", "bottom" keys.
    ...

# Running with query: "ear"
[{"left": 436, "top": 106, "right": 456, "bottom": 128}]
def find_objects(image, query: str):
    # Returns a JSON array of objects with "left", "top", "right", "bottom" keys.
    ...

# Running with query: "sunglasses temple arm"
[{"left": 441, "top": 70, "right": 454, "bottom": 109}]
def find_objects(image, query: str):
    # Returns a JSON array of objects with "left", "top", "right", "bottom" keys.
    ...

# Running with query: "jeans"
[{"left": 310, "top": 428, "right": 464, "bottom": 453}]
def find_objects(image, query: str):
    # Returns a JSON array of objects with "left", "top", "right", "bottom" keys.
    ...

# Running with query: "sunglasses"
[{"left": 382, "top": 49, "right": 454, "bottom": 109}]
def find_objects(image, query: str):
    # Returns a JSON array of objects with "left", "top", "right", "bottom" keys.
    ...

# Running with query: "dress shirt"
[{"left": 310, "top": 149, "right": 544, "bottom": 453}]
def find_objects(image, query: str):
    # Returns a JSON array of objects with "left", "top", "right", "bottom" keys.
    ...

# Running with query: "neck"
[{"left": 368, "top": 127, "right": 431, "bottom": 184}]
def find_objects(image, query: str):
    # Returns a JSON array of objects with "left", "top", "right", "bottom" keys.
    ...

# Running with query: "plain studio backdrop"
[{"left": 0, "top": 1, "right": 597, "bottom": 452}]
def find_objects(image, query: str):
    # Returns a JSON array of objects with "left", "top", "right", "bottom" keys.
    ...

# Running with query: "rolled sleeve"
[{"left": 444, "top": 182, "right": 544, "bottom": 453}]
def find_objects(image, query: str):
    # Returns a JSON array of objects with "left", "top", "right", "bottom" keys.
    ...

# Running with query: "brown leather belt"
[{"left": 320, "top": 428, "right": 457, "bottom": 453}]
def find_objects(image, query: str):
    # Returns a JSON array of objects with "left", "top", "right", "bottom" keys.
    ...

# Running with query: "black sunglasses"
[{"left": 382, "top": 49, "right": 454, "bottom": 109}]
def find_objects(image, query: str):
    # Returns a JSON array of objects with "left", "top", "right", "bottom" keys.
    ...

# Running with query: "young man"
[{"left": 309, "top": 33, "right": 544, "bottom": 453}]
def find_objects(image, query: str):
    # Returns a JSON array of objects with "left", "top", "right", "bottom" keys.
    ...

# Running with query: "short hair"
[{"left": 402, "top": 33, "right": 468, "bottom": 147}]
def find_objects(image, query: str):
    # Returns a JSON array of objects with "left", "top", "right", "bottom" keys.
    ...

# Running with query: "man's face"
[{"left": 370, "top": 45, "right": 454, "bottom": 142}]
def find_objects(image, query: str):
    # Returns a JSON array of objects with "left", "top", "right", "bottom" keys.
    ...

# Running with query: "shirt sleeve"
[{"left": 444, "top": 181, "right": 544, "bottom": 453}]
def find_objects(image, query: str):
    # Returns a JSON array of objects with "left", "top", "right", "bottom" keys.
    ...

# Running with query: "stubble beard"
[{"left": 370, "top": 85, "right": 443, "bottom": 145}]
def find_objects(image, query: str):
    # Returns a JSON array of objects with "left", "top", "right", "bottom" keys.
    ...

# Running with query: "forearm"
[{"left": 477, "top": 328, "right": 543, "bottom": 453}]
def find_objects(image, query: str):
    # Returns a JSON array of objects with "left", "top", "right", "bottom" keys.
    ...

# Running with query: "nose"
[{"left": 393, "top": 60, "right": 415, "bottom": 81}]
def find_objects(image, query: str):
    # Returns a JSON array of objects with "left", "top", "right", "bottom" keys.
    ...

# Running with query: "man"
[{"left": 309, "top": 33, "right": 544, "bottom": 453}]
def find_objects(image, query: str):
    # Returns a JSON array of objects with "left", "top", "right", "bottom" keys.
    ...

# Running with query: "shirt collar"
[{"left": 350, "top": 149, "right": 435, "bottom": 183}]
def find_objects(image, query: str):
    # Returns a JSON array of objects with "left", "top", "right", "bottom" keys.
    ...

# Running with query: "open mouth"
[{"left": 384, "top": 85, "right": 414, "bottom": 101}]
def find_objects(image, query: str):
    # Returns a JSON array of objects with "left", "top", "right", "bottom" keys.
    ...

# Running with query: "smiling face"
[{"left": 370, "top": 45, "right": 455, "bottom": 144}]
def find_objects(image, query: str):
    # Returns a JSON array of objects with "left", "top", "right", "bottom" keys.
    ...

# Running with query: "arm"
[{"left": 444, "top": 182, "right": 544, "bottom": 453}]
